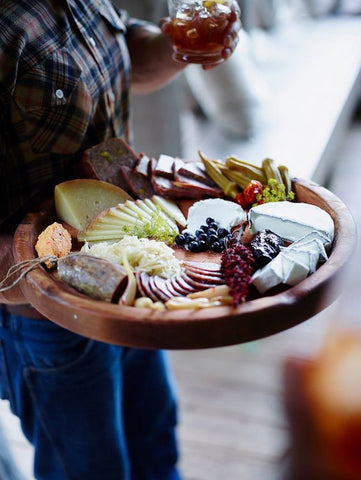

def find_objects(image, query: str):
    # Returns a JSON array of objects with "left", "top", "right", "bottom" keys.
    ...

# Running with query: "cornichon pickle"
[{"left": 262, "top": 158, "right": 283, "bottom": 184}]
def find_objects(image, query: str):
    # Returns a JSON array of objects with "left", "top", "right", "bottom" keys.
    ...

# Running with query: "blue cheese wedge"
[{"left": 248, "top": 202, "right": 334, "bottom": 244}]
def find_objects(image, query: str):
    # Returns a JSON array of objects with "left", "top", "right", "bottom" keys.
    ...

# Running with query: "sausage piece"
[{"left": 57, "top": 253, "right": 128, "bottom": 302}]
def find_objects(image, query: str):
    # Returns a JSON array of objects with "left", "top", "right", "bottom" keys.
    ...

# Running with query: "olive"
[
  {"left": 208, "top": 234, "right": 219, "bottom": 245},
  {"left": 198, "top": 240, "right": 208, "bottom": 251},
  {"left": 207, "top": 228, "right": 217, "bottom": 237},
  {"left": 210, "top": 242, "right": 223, "bottom": 253},
  {"left": 209, "top": 222, "right": 219, "bottom": 231},
  {"left": 185, "top": 234, "right": 196, "bottom": 244},
  {"left": 198, "top": 233, "right": 207, "bottom": 242},
  {"left": 188, "top": 241, "right": 201, "bottom": 252},
  {"left": 218, "top": 228, "right": 229, "bottom": 238},
  {"left": 175, "top": 234, "right": 186, "bottom": 246}
]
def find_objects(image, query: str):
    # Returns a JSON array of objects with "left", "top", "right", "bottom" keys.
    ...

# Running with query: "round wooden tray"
[{"left": 13, "top": 178, "right": 356, "bottom": 349}]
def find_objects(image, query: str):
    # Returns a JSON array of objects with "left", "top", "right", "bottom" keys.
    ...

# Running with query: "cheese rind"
[
  {"left": 55, "top": 179, "right": 132, "bottom": 230},
  {"left": 248, "top": 201, "right": 334, "bottom": 244}
]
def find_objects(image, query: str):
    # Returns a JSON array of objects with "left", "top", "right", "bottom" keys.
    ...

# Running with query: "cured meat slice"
[
  {"left": 152, "top": 176, "right": 221, "bottom": 200},
  {"left": 183, "top": 261, "right": 223, "bottom": 274},
  {"left": 172, "top": 178, "right": 222, "bottom": 198},
  {"left": 136, "top": 272, "right": 159, "bottom": 302},
  {"left": 174, "top": 161, "right": 217, "bottom": 187},
  {"left": 154, "top": 154, "right": 175, "bottom": 179},
  {"left": 162, "top": 278, "right": 183, "bottom": 298},
  {"left": 181, "top": 273, "right": 220, "bottom": 290},
  {"left": 185, "top": 269, "right": 225, "bottom": 285},
  {"left": 134, "top": 155, "right": 152, "bottom": 177},
  {"left": 136, "top": 273, "right": 148, "bottom": 298},
  {"left": 173, "top": 274, "right": 198, "bottom": 294},
  {"left": 150, "top": 276, "right": 173, "bottom": 302},
  {"left": 168, "top": 276, "right": 191, "bottom": 296}
]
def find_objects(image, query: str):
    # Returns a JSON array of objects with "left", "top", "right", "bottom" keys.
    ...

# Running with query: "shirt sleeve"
[{"left": 111, "top": 5, "right": 151, "bottom": 31}]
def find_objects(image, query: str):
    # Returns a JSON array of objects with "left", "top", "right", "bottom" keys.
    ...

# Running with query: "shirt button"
[
  {"left": 55, "top": 89, "right": 64, "bottom": 100},
  {"left": 89, "top": 37, "right": 96, "bottom": 47}
]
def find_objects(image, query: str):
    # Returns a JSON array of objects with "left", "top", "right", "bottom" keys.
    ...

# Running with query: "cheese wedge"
[
  {"left": 251, "top": 229, "right": 331, "bottom": 293},
  {"left": 248, "top": 201, "right": 334, "bottom": 244},
  {"left": 251, "top": 252, "right": 309, "bottom": 294},
  {"left": 55, "top": 179, "right": 132, "bottom": 230}
]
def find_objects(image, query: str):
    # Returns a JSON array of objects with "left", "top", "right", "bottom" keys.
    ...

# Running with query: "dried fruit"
[{"left": 249, "top": 229, "right": 284, "bottom": 269}]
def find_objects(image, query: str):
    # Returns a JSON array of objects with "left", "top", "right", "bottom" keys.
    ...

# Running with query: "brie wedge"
[
  {"left": 251, "top": 253, "right": 309, "bottom": 294},
  {"left": 248, "top": 202, "right": 334, "bottom": 244}
]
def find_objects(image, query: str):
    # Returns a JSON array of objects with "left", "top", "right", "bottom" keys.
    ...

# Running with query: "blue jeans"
[{"left": 0, "top": 310, "right": 181, "bottom": 480}]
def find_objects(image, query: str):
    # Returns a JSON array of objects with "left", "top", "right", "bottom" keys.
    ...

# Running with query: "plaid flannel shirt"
[{"left": 0, "top": 0, "right": 143, "bottom": 225}]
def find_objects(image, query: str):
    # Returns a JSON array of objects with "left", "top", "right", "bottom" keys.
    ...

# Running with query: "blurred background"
[{"left": 1, "top": 1, "right": 361, "bottom": 478}]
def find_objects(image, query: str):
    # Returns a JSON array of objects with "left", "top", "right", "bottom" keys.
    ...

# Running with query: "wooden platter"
[{"left": 13, "top": 178, "right": 356, "bottom": 349}]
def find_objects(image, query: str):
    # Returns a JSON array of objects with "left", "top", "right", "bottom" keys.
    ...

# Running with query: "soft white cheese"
[
  {"left": 251, "top": 251, "right": 309, "bottom": 293},
  {"left": 281, "top": 243, "right": 320, "bottom": 273},
  {"left": 248, "top": 201, "right": 334, "bottom": 244},
  {"left": 281, "top": 253, "right": 309, "bottom": 285},
  {"left": 251, "top": 229, "right": 331, "bottom": 293},
  {"left": 186, "top": 198, "right": 246, "bottom": 234},
  {"left": 289, "top": 231, "right": 329, "bottom": 260},
  {"left": 280, "top": 247, "right": 317, "bottom": 273},
  {"left": 251, "top": 254, "right": 285, "bottom": 294}
]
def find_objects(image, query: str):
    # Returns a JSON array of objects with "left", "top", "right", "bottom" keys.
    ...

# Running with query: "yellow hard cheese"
[{"left": 54, "top": 179, "right": 132, "bottom": 230}]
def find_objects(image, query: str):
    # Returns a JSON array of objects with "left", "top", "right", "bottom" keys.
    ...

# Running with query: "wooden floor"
[{"left": 0, "top": 110, "right": 360, "bottom": 480}]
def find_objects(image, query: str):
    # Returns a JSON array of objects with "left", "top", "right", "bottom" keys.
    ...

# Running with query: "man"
[{"left": 0, "top": 1, "right": 240, "bottom": 479}]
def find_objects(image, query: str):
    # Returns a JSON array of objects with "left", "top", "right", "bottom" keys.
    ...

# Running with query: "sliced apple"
[
  {"left": 123, "top": 200, "right": 152, "bottom": 221},
  {"left": 143, "top": 199, "right": 178, "bottom": 231},
  {"left": 151, "top": 195, "right": 186, "bottom": 227}
]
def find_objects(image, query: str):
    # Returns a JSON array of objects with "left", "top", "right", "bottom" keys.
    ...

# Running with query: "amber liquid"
[{"left": 169, "top": 1, "right": 238, "bottom": 64}]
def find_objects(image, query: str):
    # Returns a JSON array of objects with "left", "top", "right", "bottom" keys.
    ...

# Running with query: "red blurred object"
[{"left": 304, "top": 330, "right": 361, "bottom": 479}]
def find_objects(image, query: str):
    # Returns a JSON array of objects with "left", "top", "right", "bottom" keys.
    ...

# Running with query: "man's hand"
[{"left": 0, "top": 233, "right": 28, "bottom": 304}]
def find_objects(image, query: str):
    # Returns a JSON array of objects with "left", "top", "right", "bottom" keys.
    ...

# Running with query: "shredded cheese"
[{"left": 80, "top": 235, "right": 182, "bottom": 279}]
